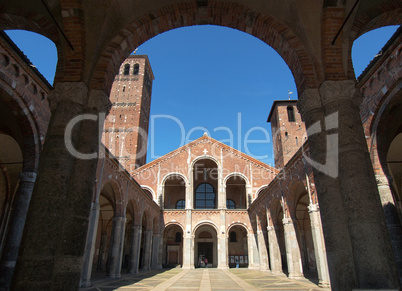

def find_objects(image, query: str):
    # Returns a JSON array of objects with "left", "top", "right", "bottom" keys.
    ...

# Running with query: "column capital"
[
  {"left": 308, "top": 203, "right": 319, "bottom": 213},
  {"left": 319, "top": 80, "right": 361, "bottom": 107},
  {"left": 297, "top": 88, "right": 321, "bottom": 117},
  {"left": 267, "top": 226, "right": 274, "bottom": 232},
  {"left": 282, "top": 217, "right": 292, "bottom": 225},
  {"left": 48, "top": 82, "right": 88, "bottom": 111},
  {"left": 88, "top": 89, "right": 112, "bottom": 114},
  {"left": 19, "top": 172, "right": 37, "bottom": 183}
]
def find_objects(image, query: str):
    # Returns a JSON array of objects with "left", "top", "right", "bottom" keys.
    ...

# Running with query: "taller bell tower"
[{"left": 102, "top": 55, "right": 154, "bottom": 172}]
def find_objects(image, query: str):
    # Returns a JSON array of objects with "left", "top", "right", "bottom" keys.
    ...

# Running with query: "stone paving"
[{"left": 80, "top": 268, "right": 329, "bottom": 291}]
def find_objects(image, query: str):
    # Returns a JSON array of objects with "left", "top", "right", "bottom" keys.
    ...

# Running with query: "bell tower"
[
  {"left": 102, "top": 55, "right": 154, "bottom": 172},
  {"left": 267, "top": 100, "right": 306, "bottom": 169}
]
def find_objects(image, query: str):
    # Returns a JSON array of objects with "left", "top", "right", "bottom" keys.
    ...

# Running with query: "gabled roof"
[{"left": 133, "top": 134, "right": 279, "bottom": 174}]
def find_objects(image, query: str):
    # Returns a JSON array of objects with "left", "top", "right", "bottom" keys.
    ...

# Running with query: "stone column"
[
  {"left": 298, "top": 88, "right": 356, "bottom": 289},
  {"left": 0, "top": 172, "right": 36, "bottom": 289},
  {"left": 298, "top": 81, "right": 400, "bottom": 289},
  {"left": 247, "top": 232, "right": 260, "bottom": 269},
  {"left": 11, "top": 83, "right": 111, "bottom": 290},
  {"left": 257, "top": 229, "right": 269, "bottom": 271},
  {"left": 80, "top": 201, "right": 100, "bottom": 287},
  {"left": 97, "top": 231, "right": 107, "bottom": 270},
  {"left": 128, "top": 225, "right": 141, "bottom": 274},
  {"left": 282, "top": 217, "right": 303, "bottom": 279},
  {"left": 106, "top": 216, "right": 125, "bottom": 279},
  {"left": 217, "top": 210, "right": 228, "bottom": 269},
  {"left": 308, "top": 204, "right": 330, "bottom": 288},
  {"left": 141, "top": 230, "right": 153, "bottom": 271},
  {"left": 182, "top": 209, "right": 193, "bottom": 269},
  {"left": 151, "top": 234, "right": 161, "bottom": 269},
  {"left": 267, "top": 226, "right": 282, "bottom": 274}
]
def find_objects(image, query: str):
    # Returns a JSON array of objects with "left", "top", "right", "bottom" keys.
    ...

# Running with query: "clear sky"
[{"left": 5, "top": 24, "right": 399, "bottom": 166}]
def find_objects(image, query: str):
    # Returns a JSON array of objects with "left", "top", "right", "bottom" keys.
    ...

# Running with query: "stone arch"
[
  {"left": 225, "top": 174, "right": 247, "bottom": 209},
  {"left": 227, "top": 222, "right": 250, "bottom": 235},
  {"left": 162, "top": 173, "right": 186, "bottom": 209},
  {"left": 91, "top": 1, "right": 319, "bottom": 95},
  {"left": 227, "top": 223, "right": 249, "bottom": 268},
  {"left": 191, "top": 155, "right": 220, "bottom": 169},
  {"left": 161, "top": 172, "right": 188, "bottom": 185},
  {"left": 192, "top": 221, "right": 219, "bottom": 236},
  {"left": 193, "top": 221, "right": 219, "bottom": 268},
  {"left": 0, "top": 85, "right": 42, "bottom": 173},
  {"left": 162, "top": 223, "right": 184, "bottom": 267},
  {"left": 286, "top": 180, "right": 308, "bottom": 218},
  {"left": 193, "top": 158, "right": 219, "bottom": 209},
  {"left": 141, "top": 185, "right": 155, "bottom": 200},
  {"left": 223, "top": 172, "right": 250, "bottom": 185},
  {"left": 99, "top": 178, "right": 125, "bottom": 216},
  {"left": 255, "top": 185, "right": 268, "bottom": 197},
  {"left": 347, "top": 2, "right": 401, "bottom": 79}
]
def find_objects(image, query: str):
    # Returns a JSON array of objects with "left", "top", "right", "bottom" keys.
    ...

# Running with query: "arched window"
[
  {"left": 230, "top": 231, "right": 237, "bottom": 242},
  {"left": 123, "top": 64, "right": 130, "bottom": 75},
  {"left": 175, "top": 232, "right": 182, "bottom": 242},
  {"left": 176, "top": 199, "right": 185, "bottom": 209},
  {"left": 226, "top": 199, "right": 235, "bottom": 209},
  {"left": 195, "top": 183, "right": 215, "bottom": 209},
  {"left": 287, "top": 106, "right": 295, "bottom": 122},
  {"left": 133, "top": 63, "right": 140, "bottom": 75}
]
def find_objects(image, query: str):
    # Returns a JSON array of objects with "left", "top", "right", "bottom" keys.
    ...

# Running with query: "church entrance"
[
  {"left": 198, "top": 242, "right": 213, "bottom": 265},
  {"left": 194, "top": 224, "right": 217, "bottom": 268}
]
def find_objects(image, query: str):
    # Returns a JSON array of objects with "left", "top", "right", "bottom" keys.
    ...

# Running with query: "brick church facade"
[{"left": 0, "top": 1, "right": 401, "bottom": 290}]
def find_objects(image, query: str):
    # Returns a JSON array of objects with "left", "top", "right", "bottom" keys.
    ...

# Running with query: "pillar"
[
  {"left": 128, "top": 225, "right": 141, "bottom": 274},
  {"left": 257, "top": 229, "right": 269, "bottom": 271},
  {"left": 0, "top": 172, "right": 36, "bottom": 289},
  {"left": 151, "top": 234, "right": 161, "bottom": 269},
  {"left": 267, "top": 226, "right": 282, "bottom": 274},
  {"left": 11, "top": 83, "right": 111, "bottom": 290},
  {"left": 182, "top": 209, "right": 193, "bottom": 269},
  {"left": 97, "top": 231, "right": 107, "bottom": 270},
  {"left": 80, "top": 202, "right": 100, "bottom": 287},
  {"left": 308, "top": 204, "right": 330, "bottom": 288},
  {"left": 141, "top": 230, "right": 153, "bottom": 271},
  {"left": 106, "top": 216, "right": 125, "bottom": 279},
  {"left": 217, "top": 210, "right": 228, "bottom": 269},
  {"left": 282, "top": 217, "right": 303, "bottom": 279},
  {"left": 298, "top": 80, "right": 400, "bottom": 289},
  {"left": 247, "top": 232, "right": 260, "bottom": 269}
]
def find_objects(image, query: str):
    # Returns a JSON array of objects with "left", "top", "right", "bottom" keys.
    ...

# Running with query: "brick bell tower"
[
  {"left": 267, "top": 100, "right": 306, "bottom": 169},
  {"left": 102, "top": 55, "right": 154, "bottom": 172}
]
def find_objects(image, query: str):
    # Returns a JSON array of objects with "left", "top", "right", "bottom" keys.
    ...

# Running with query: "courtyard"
[{"left": 80, "top": 268, "right": 327, "bottom": 290}]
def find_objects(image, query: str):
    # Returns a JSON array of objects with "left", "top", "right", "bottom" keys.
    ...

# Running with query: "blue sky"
[{"left": 5, "top": 25, "right": 399, "bottom": 166}]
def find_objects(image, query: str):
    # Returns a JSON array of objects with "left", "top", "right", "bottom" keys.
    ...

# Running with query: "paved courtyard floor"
[{"left": 80, "top": 268, "right": 329, "bottom": 290}]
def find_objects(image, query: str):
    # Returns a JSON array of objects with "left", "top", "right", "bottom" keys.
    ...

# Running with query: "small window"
[
  {"left": 175, "top": 232, "right": 182, "bottom": 242},
  {"left": 226, "top": 199, "right": 235, "bottom": 209},
  {"left": 230, "top": 231, "right": 237, "bottom": 242},
  {"left": 133, "top": 63, "right": 140, "bottom": 75},
  {"left": 122, "top": 85, "right": 126, "bottom": 92},
  {"left": 176, "top": 199, "right": 185, "bottom": 209},
  {"left": 287, "top": 106, "right": 295, "bottom": 122},
  {"left": 123, "top": 64, "right": 130, "bottom": 75},
  {"left": 295, "top": 136, "right": 298, "bottom": 146}
]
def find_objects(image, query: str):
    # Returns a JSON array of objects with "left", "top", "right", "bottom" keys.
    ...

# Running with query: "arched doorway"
[
  {"left": 92, "top": 185, "right": 116, "bottom": 276},
  {"left": 227, "top": 225, "right": 248, "bottom": 268},
  {"left": 194, "top": 224, "right": 218, "bottom": 268},
  {"left": 163, "top": 224, "right": 183, "bottom": 267}
]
